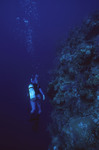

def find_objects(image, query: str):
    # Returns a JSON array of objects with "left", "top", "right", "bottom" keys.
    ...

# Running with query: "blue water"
[{"left": 0, "top": 0, "right": 99, "bottom": 150}]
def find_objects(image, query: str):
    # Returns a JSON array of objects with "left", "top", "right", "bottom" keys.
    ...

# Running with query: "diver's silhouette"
[{"left": 28, "top": 74, "right": 45, "bottom": 120}]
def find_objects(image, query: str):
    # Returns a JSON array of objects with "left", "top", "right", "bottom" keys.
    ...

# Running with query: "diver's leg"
[
  {"left": 37, "top": 101, "right": 41, "bottom": 114},
  {"left": 30, "top": 101, "right": 35, "bottom": 114}
]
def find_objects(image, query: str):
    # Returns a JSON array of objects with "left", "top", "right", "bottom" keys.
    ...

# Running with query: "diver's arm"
[{"left": 39, "top": 88, "right": 45, "bottom": 100}]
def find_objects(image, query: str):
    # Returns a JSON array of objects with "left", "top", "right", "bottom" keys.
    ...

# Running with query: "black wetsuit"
[{"left": 32, "top": 83, "right": 41, "bottom": 97}]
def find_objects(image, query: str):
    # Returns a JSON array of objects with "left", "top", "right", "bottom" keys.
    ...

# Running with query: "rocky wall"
[{"left": 48, "top": 12, "right": 99, "bottom": 150}]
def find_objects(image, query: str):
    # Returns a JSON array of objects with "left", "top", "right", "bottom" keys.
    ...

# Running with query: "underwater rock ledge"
[{"left": 47, "top": 12, "right": 99, "bottom": 150}]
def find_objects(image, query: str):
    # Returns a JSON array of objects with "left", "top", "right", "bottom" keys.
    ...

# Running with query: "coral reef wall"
[{"left": 48, "top": 12, "right": 99, "bottom": 150}]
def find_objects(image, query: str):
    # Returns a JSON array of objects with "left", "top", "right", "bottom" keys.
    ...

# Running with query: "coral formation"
[{"left": 48, "top": 12, "right": 99, "bottom": 150}]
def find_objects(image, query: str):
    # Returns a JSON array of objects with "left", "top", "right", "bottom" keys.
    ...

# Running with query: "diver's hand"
[{"left": 43, "top": 95, "right": 45, "bottom": 101}]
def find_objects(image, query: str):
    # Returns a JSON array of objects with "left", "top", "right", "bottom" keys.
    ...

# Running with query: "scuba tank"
[{"left": 28, "top": 84, "right": 36, "bottom": 100}]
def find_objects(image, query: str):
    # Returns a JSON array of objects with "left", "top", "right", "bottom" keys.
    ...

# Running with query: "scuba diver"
[{"left": 28, "top": 74, "right": 45, "bottom": 115}]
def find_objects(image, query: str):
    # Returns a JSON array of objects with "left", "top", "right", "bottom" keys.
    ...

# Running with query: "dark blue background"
[{"left": 0, "top": 0, "right": 99, "bottom": 150}]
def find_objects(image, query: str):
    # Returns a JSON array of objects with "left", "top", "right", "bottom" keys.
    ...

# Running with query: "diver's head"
[{"left": 31, "top": 78, "right": 33, "bottom": 83}]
